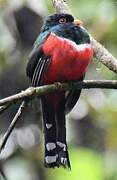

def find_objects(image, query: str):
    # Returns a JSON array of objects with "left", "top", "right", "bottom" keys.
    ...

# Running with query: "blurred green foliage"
[{"left": 46, "top": 148, "right": 105, "bottom": 180}]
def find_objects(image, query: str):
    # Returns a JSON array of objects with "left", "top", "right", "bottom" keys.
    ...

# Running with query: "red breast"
[{"left": 42, "top": 33, "right": 93, "bottom": 84}]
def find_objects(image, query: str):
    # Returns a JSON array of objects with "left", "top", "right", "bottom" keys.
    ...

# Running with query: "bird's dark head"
[
  {"left": 42, "top": 13, "right": 75, "bottom": 31},
  {"left": 35, "top": 13, "right": 90, "bottom": 46}
]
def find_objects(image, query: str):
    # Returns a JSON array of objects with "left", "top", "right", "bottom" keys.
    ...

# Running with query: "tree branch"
[
  {"left": 52, "top": 0, "right": 72, "bottom": 14},
  {"left": 90, "top": 37, "right": 117, "bottom": 73},
  {"left": 0, "top": 104, "right": 11, "bottom": 115},
  {"left": 0, "top": 80, "right": 117, "bottom": 107},
  {"left": 52, "top": 0, "right": 117, "bottom": 74}
]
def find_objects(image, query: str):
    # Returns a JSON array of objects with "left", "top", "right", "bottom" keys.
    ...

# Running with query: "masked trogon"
[{"left": 26, "top": 13, "right": 93, "bottom": 169}]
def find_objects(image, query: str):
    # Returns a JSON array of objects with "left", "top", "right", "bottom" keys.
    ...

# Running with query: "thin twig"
[
  {"left": 0, "top": 87, "right": 35, "bottom": 106},
  {"left": 52, "top": 0, "right": 117, "bottom": 74},
  {"left": 0, "top": 101, "right": 27, "bottom": 153},
  {"left": 0, "top": 104, "right": 11, "bottom": 115},
  {"left": 0, "top": 166, "right": 8, "bottom": 180},
  {"left": 0, "top": 80, "right": 117, "bottom": 107}
]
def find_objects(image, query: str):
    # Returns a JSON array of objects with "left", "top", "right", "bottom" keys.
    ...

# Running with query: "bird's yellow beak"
[{"left": 74, "top": 19, "right": 83, "bottom": 26}]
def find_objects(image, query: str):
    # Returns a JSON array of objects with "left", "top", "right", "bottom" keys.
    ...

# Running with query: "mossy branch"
[{"left": 0, "top": 80, "right": 117, "bottom": 107}]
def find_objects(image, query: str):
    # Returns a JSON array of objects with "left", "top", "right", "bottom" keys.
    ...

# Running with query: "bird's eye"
[{"left": 59, "top": 18, "right": 67, "bottom": 24}]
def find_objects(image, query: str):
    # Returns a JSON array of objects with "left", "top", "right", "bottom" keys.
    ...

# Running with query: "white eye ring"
[{"left": 59, "top": 18, "right": 67, "bottom": 24}]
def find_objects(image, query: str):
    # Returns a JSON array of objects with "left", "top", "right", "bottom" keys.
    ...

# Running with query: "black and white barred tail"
[
  {"left": 44, "top": 141, "right": 71, "bottom": 168},
  {"left": 41, "top": 95, "right": 71, "bottom": 169}
]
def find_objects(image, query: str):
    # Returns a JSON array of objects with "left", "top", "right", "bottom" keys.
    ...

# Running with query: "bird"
[{"left": 26, "top": 13, "right": 93, "bottom": 169}]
